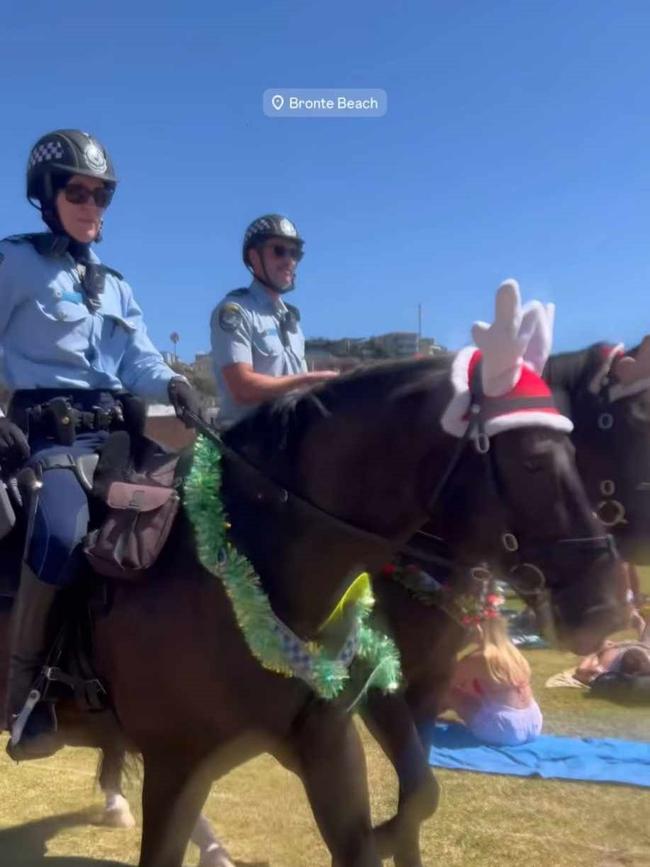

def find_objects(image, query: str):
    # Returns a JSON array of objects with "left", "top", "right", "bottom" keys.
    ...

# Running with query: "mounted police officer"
[
  {"left": 210, "top": 214, "right": 338, "bottom": 428},
  {"left": 0, "top": 129, "right": 200, "bottom": 759}
]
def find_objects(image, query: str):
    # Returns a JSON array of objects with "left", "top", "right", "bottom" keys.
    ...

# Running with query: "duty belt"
[{"left": 25, "top": 398, "right": 124, "bottom": 445}]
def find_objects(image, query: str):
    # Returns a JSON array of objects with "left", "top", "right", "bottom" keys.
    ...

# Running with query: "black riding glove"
[
  {"left": 0, "top": 419, "right": 30, "bottom": 471},
  {"left": 168, "top": 378, "right": 201, "bottom": 428}
]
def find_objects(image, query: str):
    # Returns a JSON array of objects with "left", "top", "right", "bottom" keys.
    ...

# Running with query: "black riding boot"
[{"left": 5, "top": 565, "right": 60, "bottom": 761}]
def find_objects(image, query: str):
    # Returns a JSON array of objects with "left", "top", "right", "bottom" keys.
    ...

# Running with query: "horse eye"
[{"left": 524, "top": 459, "right": 542, "bottom": 473}]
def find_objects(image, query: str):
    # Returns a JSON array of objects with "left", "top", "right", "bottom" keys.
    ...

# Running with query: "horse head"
[
  {"left": 432, "top": 280, "right": 626, "bottom": 655},
  {"left": 545, "top": 334, "right": 650, "bottom": 564}
]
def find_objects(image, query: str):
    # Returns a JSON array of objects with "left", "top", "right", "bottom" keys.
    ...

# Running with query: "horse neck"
[
  {"left": 223, "top": 453, "right": 426, "bottom": 640},
  {"left": 222, "top": 413, "right": 450, "bottom": 639}
]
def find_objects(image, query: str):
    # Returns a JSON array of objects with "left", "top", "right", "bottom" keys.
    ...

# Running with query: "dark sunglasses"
[
  {"left": 63, "top": 183, "right": 114, "bottom": 209},
  {"left": 265, "top": 242, "right": 303, "bottom": 262}
]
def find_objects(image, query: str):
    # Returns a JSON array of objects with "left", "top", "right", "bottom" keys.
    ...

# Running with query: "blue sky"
[{"left": 1, "top": 1, "right": 649, "bottom": 359}]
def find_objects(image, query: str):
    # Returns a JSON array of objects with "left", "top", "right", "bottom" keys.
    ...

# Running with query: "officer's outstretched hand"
[
  {"left": 168, "top": 378, "right": 202, "bottom": 428},
  {"left": 0, "top": 419, "right": 30, "bottom": 473},
  {"left": 306, "top": 370, "right": 340, "bottom": 382}
]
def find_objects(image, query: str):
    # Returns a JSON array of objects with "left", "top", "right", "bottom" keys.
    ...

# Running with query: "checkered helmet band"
[{"left": 28, "top": 140, "right": 65, "bottom": 168}]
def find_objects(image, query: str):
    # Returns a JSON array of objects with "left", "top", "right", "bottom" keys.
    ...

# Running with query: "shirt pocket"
[
  {"left": 35, "top": 296, "right": 89, "bottom": 326},
  {"left": 97, "top": 313, "right": 136, "bottom": 372},
  {"left": 252, "top": 330, "right": 284, "bottom": 359}
]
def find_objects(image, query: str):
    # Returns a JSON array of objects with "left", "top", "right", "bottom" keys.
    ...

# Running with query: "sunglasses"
[
  {"left": 63, "top": 183, "right": 114, "bottom": 209},
  {"left": 265, "top": 242, "right": 303, "bottom": 262}
]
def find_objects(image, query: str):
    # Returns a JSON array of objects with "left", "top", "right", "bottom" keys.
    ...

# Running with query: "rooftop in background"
[{"left": 305, "top": 332, "right": 445, "bottom": 370}]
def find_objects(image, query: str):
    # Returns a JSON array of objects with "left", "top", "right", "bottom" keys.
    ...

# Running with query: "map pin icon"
[{"left": 271, "top": 94, "right": 285, "bottom": 111}]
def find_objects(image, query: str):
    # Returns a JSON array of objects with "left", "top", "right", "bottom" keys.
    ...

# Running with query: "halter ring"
[
  {"left": 502, "top": 533, "right": 519, "bottom": 552},
  {"left": 598, "top": 412, "right": 614, "bottom": 430},
  {"left": 509, "top": 561, "right": 546, "bottom": 593},
  {"left": 597, "top": 498, "right": 627, "bottom": 528}
]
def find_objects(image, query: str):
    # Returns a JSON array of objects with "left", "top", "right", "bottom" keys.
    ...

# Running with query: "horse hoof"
[
  {"left": 103, "top": 804, "right": 136, "bottom": 829},
  {"left": 198, "top": 846, "right": 236, "bottom": 867}
]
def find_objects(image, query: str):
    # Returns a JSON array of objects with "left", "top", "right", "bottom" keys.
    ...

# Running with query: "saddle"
[
  {"left": 0, "top": 431, "right": 187, "bottom": 596},
  {"left": 0, "top": 432, "right": 190, "bottom": 715}
]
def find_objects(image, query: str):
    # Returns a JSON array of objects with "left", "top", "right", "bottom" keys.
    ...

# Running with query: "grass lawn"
[{"left": 0, "top": 575, "right": 648, "bottom": 866}]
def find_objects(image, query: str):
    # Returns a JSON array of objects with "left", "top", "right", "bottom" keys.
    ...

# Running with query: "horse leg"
[
  {"left": 139, "top": 748, "right": 212, "bottom": 867},
  {"left": 191, "top": 813, "right": 236, "bottom": 867},
  {"left": 98, "top": 746, "right": 136, "bottom": 828},
  {"left": 293, "top": 704, "right": 381, "bottom": 867},
  {"left": 362, "top": 690, "right": 439, "bottom": 867}
]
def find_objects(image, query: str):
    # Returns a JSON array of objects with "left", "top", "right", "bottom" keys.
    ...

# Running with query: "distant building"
[
  {"left": 417, "top": 337, "right": 446, "bottom": 356},
  {"left": 374, "top": 332, "right": 419, "bottom": 358},
  {"left": 305, "top": 331, "right": 444, "bottom": 369}
]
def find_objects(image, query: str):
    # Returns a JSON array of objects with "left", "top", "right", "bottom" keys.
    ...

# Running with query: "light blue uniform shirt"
[
  {"left": 0, "top": 235, "right": 177, "bottom": 403},
  {"left": 210, "top": 278, "right": 307, "bottom": 426}
]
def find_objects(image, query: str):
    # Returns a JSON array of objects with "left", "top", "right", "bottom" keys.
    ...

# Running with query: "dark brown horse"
[
  {"left": 0, "top": 348, "right": 625, "bottom": 867},
  {"left": 145, "top": 337, "right": 650, "bottom": 867},
  {"left": 358, "top": 337, "right": 650, "bottom": 867}
]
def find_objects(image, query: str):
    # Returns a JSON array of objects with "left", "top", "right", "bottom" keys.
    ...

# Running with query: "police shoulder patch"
[{"left": 218, "top": 302, "right": 244, "bottom": 332}]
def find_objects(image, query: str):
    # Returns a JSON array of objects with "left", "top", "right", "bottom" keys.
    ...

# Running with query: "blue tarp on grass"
[{"left": 421, "top": 722, "right": 650, "bottom": 788}]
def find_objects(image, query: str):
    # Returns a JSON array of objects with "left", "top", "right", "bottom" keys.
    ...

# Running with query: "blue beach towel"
[{"left": 421, "top": 722, "right": 650, "bottom": 788}]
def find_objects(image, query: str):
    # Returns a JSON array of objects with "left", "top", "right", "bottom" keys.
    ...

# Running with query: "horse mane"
[
  {"left": 543, "top": 343, "right": 605, "bottom": 394},
  {"left": 224, "top": 354, "right": 453, "bottom": 459}
]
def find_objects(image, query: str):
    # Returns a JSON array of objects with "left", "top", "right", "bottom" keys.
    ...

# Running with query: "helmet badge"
[
  {"left": 279, "top": 218, "right": 297, "bottom": 237},
  {"left": 84, "top": 142, "right": 108, "bottom": 174}
]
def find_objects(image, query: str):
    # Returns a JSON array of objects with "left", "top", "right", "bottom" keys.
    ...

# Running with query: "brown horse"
[{"left": 0, "top": 344, "right": 625, "bottom": 866}]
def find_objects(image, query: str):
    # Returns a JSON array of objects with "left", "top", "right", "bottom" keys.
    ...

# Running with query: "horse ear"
[{"left": 614, "top": 335, "right": 650, "bottom": 385}]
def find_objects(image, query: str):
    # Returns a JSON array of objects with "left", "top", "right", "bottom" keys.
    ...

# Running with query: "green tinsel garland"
[{"left": 184, "top": 435, "right": 402, "bottom": 700}]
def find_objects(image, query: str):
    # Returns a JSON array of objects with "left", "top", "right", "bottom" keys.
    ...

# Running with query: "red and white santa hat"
[
  {"left": 441, "top": 280, "right": 573, "bottom": 438},
  {"left": 589, "top": 338, "right": 650, "bottom": 403}
]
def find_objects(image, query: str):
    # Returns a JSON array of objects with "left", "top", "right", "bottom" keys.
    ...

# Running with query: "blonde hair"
[{"left": 479, "top": 616, "right": 531, "bottom": 686}]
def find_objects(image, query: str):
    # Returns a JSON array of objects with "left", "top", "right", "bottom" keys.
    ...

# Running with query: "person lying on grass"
[
  {"left": 574, "top": 614, "right": 650, "bottom": 686},
  {"left": 440, "top": 611, "right": 543, "bottom": 747}
]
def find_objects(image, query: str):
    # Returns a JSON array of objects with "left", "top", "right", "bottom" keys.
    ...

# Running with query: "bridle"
[
  {"left": 402, "top": 363, "right": 617, "bottom": 630},
  {"left": 572, "top": 366, "right": 650, "bottom": 530},
  {"left": 182, "top": 370, "right": 616, "bottom": 632}
]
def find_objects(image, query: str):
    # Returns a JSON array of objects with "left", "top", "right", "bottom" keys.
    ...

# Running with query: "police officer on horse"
[
  {"left": 0, "top": 129, "right": 200, "bottom": 759},
  {"left": 210, "top": 214, "right": 338, "bottom": 428}
]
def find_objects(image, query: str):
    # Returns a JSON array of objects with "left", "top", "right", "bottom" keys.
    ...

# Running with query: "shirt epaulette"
[
  {"left": 227, "top": 287, "right": 250, "bottom": 298},
  {"left": 2, "top": 233, "right": 42, "bottom": 245},
  {"left": 3, "top": 233, "right": 69, "bottom": 257},
  {"left": 103, "top": 264, "right": 124, "bottom": 280}
]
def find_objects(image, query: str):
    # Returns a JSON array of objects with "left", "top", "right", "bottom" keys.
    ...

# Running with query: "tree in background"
[
  {"left": 170, "top": 331, "right": 180, "bottom": 363},
  {"left": 170, "top": 359, "right": 218, "bottom": 407}
]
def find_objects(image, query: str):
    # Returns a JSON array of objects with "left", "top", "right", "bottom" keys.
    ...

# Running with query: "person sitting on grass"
[{"left": 441, "top": 603, "right": 543, "bottom": 747}]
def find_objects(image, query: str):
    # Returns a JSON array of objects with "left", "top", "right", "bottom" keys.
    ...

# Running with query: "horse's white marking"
[{"left": 103, "top": 792, "right": 136, "bottom": 828}]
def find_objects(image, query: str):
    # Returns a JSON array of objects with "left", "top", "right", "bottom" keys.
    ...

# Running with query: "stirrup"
[
  {"left": 10, "top": 687, "right": 42, "bottom": 746},
  {"left": 7, "top": 690, "right": 59, "bottom": 761}
]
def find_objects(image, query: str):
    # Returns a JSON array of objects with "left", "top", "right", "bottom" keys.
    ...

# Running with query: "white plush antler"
[
  {"left": 521, "top": 301, "right": 555, "bottom": 375},
  {"left": 472, "top": 279, "right": 542, "bottom": 396}
]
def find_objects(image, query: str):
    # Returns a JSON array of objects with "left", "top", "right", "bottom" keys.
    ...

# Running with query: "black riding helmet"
[
  {"left": 242, "top": 214, "right": 304, "bottom": 294},
  {"left": 242, "top": 214, "right": 304, "bottom": 266},
  {"left": 26, "top": 129, "right": 117, "bottom": 236}
]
